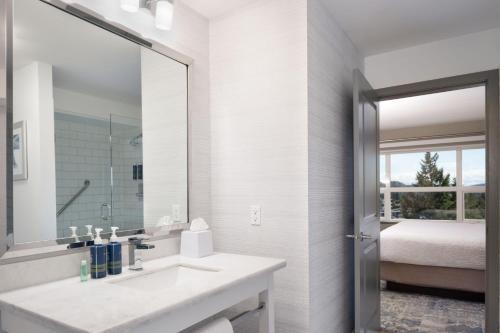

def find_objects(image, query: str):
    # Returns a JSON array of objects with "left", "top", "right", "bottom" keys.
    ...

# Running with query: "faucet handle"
[
  {"left": 128, "top": 236, "right": 141, "bottom": 244},
  {"left": 136, "top": 243, "right": 155, "bottom": 250},
  {"left": 128, "top": 236, "right": 148, "bottom": 244},
  {"left": 128, "top": 236, "right": 154, "bottom": 249}
]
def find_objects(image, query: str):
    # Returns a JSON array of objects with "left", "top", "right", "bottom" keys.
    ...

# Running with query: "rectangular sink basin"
[{"left": 109, "top": 264, "right": 220, "bottom": 292}]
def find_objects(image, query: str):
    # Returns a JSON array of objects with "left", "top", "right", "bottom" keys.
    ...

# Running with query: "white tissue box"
[{"left": 180, "top": 230, "right": 213, "bottom": 258}]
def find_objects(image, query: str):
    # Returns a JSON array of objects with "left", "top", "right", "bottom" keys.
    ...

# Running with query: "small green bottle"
[{"left": 80, "top": 260, "right": 89, "bottom": 282}]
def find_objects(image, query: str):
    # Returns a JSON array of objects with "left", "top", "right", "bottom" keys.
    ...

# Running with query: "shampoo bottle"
[
  {"left": 90, "top": 228, "right": 107, "bottom": 279},
  {"left": 107, "top": 227, "right": 122, "bottom": 275}
]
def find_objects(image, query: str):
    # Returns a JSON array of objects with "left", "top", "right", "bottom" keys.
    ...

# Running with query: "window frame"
[{"left": 380, "top": 143, "right": 485, "bottom": 223}]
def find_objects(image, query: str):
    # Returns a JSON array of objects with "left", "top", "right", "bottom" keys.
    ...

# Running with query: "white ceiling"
[
  {"left": 182, "top": 0, "right": 500, "bottom": 56},
  {"left": 319, "top": 0, "right": 500, "bottom": 56},
  {"left": 14, "top": 0, "right": 142, "bottom": 105},
  {"left": 181, "top": 0, "right": 257, "bottom": 19},
  {"left": 380, "top": 87, "right": 485, "bottom": 131}
]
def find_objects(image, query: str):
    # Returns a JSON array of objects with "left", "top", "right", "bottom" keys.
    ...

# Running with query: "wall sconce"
[{"left": 120, "top": 0, "right": 174, "bottom": 31}]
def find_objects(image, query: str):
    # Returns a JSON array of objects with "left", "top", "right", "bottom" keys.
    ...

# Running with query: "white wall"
[
  {"left": 381, "top": 120, "right": 485, "bottom": 141},
  {"left": 365, "top": 27, "right": 500, "bottom": 89},
  {"left": 53, "top": 87, "right": 141, "bottom": 121},
  {"left": 209, "top": 0, "right": 310, "bottom": 331},
  {"left": 142, "top": 48, "right": 188, "bottom": 227},
  {"left": 307, "top": 0, "right": 363, "bottom": 331},
  {"left": 210, "top": 1, "right": 364, "bottom": 332},
  {"left": 13, "top": 62, "right": 57, "bottom": 243}
]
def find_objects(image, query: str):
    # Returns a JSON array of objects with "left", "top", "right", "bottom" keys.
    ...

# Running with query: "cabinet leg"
[{"left": 259, "top": 278, "right": 275, "bottom": 333}]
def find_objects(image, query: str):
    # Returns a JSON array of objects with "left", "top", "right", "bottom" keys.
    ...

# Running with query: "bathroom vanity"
[{"left": 0, "top": 253, "right": 285, "bottom": 333}]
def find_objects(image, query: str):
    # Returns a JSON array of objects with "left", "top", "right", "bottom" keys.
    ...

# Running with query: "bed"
[{"left": 380, "top": 220, "right": 486, "bottom": 293}]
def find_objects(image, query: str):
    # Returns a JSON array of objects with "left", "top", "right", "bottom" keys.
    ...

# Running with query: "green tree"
[
  {"left": 464, "top": 193, "right": 486, "bottom": 219},
  {"left": 400, "top": 152, "right": 456, "bottom": 220}
]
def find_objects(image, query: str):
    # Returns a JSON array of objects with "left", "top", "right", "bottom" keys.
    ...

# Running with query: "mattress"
[{"left": 380, "top": 221, "right": 485, "bottom": 270}]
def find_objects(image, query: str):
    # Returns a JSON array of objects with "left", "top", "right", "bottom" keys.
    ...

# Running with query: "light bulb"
[
  {"left": 121, "top": 0, "right": 140, "bottom": 13},
  {"left": 155, "top": 0, "right": 174, "bottom": 31}
]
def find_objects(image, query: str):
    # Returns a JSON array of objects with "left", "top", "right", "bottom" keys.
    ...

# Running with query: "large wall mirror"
[{"left": 6, "top": 0, "right": 188, "bottom": 248}]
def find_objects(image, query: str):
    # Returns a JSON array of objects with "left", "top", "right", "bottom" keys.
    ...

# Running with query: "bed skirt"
[{"left": 381, "top": 261, "right": 485, "bottom": 293}]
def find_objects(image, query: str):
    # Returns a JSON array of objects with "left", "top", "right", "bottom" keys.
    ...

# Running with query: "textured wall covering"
[
  {"left": 209, "top": 0, "right": 310, "bottom": 331},
  {"left": 307, "top": 0, "right": 363, "bottom": 332},
  {"left": 209, "top": 0, "right": 363, "bottom": 332}
]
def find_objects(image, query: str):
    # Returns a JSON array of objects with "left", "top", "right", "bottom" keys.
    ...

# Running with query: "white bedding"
[{"left": 380, "top": 221, "right": 485, "bottom": 270}]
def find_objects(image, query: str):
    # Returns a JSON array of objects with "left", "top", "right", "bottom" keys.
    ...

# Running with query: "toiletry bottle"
[
  {"left": 85, "top": 225, "right": 94, "bottom": 246},
  {"left": 67, "top": 226, "right": 85, "bottom": 249},
  {"left": 107, "top": 227, "right": 122, "bottom": 275},
  {"left": 90, "top": 228, "right": 107, "bottom": 279},
  {"left": 69, "top": 226, "right": 79, "bottom": 242},
  {"left": 80, "top": 260, "right": 88, "bottom": 282}
]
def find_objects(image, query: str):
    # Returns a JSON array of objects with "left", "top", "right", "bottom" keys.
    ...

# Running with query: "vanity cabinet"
[{"left": 0, "top": 254, "right": 285, "bottom": 333}]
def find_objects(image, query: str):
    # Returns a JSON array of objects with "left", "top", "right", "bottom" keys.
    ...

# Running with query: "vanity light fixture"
[
  {"left": 155, "top": 0, "right": 174, "bottom": 31},
  {"left": 119, "top": 0, "right": 175, "bottom": 31},
  {"left": 120, "top": 0, "right": 140, "bottom": 13}
]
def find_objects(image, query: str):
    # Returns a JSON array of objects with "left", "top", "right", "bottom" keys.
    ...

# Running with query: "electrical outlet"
[
  {"left": 250, "top": 205, "right": 261, "bottom": 226},
  {"left": 172, "top": 204, "right": 181, "bottom": 222}
]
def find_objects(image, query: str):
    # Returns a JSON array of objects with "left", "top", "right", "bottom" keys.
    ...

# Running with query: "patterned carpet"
[{"left": 381, "top": 289, "right": 485, "bottom": 333}]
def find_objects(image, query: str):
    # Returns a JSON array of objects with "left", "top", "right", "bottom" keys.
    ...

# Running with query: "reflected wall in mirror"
[{"left": 12, "top": 0, "right": 188, "bottom": 245}]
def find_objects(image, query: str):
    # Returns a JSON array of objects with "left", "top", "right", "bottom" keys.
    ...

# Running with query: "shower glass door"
[
  {"left": 110, "top": 114, "right": 144, "bottom": 232},
  {"left": 55, "top": 112, "right": 144, "bottom": 238}
]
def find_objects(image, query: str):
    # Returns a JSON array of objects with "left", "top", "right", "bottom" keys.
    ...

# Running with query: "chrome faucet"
[{"left": 128, "top": 237, "right": 155, "bottom": 271}]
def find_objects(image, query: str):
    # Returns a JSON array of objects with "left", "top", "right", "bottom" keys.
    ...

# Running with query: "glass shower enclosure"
[{"left": 54, "top": 112, "right": 143, "bottom": 238}]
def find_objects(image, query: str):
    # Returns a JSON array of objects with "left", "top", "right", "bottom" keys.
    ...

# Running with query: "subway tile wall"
[
  {"left": 111, "top": 116, "right": 144, "bottom": 232},
  {"left": 54, "top": 112, "right": 143, "bottom": 238}
]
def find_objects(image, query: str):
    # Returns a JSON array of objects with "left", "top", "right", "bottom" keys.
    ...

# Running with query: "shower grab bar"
[{"left": 57, "top": 180, "right": 91, "bottom": 217}]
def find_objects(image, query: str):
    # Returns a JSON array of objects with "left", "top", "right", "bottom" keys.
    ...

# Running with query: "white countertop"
[{"left": 0, "top": 253, "right": 286, "bottom": 333}]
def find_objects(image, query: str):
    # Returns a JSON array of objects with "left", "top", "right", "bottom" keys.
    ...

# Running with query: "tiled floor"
[{"left": 381, "top": 289, "right": 485, "bottom": 333}]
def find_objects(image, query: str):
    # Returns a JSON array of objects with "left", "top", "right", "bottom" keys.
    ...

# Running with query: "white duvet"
[{"left": 380, "top": 221, "right": 485, "bottom": 270}]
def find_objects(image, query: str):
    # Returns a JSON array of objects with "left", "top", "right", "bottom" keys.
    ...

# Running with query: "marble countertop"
[{"left": 0, "top": 253, "right": 286, "bottom": 333}]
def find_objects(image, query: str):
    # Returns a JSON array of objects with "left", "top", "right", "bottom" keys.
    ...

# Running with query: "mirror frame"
[{"left": 0, "top": 0, "right": 192, "bottom": 263}]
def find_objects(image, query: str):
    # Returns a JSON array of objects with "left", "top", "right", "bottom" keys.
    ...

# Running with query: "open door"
[{"left": 349, "top": 69, "right": 380, "bottom": 333}]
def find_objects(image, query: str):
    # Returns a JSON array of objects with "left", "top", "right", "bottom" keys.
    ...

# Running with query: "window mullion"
[
  {"left": 457, "top": 148, "right": 464, "bottom": 222},
  {"left": 384, "top": 154, "right": 391, "bottom": 220}
]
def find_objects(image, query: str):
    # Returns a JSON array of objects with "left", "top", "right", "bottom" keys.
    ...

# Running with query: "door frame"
[{"left": 374, "top": 70, "right": 499, "bottom": 333}]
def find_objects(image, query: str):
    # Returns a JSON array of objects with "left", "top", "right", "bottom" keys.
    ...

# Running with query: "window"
[
  {"left": 391, "top": 151, "right": 456, "bottom": 187},
  {"left": 391, "top": 192, "right": 456, "bottom": 220},
  {"left": 380, "top": 193, "right": 385, "bottom": 217},
  {"left": 380, "top": 146, "right": 485, "bottom": 223},
  {"left": 462, "top": 149, "right": 485, "bottom": 186},
  {"left": 464, "top": 192, "right": 486, "bottom": 220}
]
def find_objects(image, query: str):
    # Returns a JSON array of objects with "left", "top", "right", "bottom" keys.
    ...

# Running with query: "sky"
[{"left": 381, "top": 148, "right": 485, "bottom": 187}]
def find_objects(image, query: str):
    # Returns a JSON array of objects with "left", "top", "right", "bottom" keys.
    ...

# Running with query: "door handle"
[
  {"left": 360, "top": 232, "right": 373, "bottom": 241},
  {"left": 346, "top": 233, "right": 373, "bottom": 241}
]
